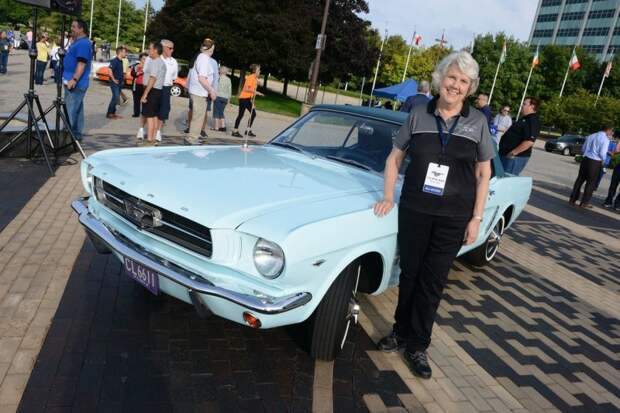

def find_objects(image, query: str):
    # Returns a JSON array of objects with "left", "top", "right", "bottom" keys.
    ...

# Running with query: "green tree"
[
  {"left": 148, "top": 0, "right": 377, "bottom": 88},
  {"left": 540, "top": 90, "right": 620, "bottom": 134},
  {"left": 0, "top": 0, "right": 31, "bottom": 26}
]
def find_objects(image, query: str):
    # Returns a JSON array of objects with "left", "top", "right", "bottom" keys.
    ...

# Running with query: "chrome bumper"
[{"left": 71, "top": 197, "right": 312, "bottom": 315}]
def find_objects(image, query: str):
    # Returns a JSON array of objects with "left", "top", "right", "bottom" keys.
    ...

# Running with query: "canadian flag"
[
  {"left": 414, "top": 34, "right": 422, "bottom": 46},
  {"left": 569, "top": 50, "right": 581, "bottom": 71}
]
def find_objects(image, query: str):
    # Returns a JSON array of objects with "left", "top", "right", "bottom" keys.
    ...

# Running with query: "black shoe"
[
  {"left": 404, "top": 350, "right": 432, "bottom": 379},
  {"left": 200, "top": 130, "right": 207, "bottom": 138},
  {"left": 132, "top": 114, "right": 139, "bottom": 118},
  {"left": 247, "top": 131, "right": 257, "bottom": 137},
  {"left": 218, "top": 127, "right": 227, "bottom": 132},
  {"left": 603, "top": 202, "right": 612, "bottom": 208},
  {"left": 183, "top": 127, "right": 190, "bottom": 134},
  {"left": 377, "top": 331, "right": 406, "bottom": 352},
  {"left": 232, "top": 131, "right": 243, "bottom": 138}
]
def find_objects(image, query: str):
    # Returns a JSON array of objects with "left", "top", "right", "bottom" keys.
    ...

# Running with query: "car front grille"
[{"left": 94, "top": 178, "right": 213, "bottom": 258}]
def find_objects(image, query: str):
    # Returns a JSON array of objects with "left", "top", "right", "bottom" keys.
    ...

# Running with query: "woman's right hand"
[{"left": 373, "top": 199, "right": 394, "bottom": 217}]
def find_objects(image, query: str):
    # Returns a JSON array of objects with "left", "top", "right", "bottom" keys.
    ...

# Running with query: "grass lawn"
[{"left": 230, "top": 76, "right": 301, "bottom": 118}]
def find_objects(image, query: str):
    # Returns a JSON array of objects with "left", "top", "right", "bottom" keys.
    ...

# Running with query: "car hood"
[{"left": 88, "top": 145, "right": 383, "bottom": 229}]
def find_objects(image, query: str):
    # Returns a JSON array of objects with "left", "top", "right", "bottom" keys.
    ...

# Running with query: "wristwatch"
[{"left": 472, "top": 215, "right": 483, "bottom": 222}]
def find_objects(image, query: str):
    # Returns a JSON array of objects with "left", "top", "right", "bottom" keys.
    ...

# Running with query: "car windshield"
[
  {"left": 558, "top": 135, "right": 578, "bottom": 142},
  {"left": 270, "top": 110, "right": 400, "bottom": 173}
]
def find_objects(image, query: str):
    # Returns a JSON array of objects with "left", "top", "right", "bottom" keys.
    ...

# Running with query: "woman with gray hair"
[{"left": 373, "top": 51, "right": 494, "bottom": 379}]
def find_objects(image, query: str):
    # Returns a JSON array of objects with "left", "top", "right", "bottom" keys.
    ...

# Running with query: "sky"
[{"left": 138, "top": 0, "right": 539, "bottom": 49}]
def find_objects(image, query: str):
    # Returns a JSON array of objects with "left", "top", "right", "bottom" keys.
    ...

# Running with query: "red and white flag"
[
  {"left": 569, "top": 50, "right": 581, "bottom": 71},
  {"left": 604, "top": 60, "right": 613, "bottom": 78},
  {"left": 414, "top": 33, "right": 422, "bottom": 46}
]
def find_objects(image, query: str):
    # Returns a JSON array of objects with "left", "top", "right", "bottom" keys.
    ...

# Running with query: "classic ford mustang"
[{"left": 72, "top": 105, "right": 532, "bottom": 360}]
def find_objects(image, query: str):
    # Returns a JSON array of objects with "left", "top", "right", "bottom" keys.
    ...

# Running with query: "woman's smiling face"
[{"left": 439, "top": 64, "right": 472, "bottom": 106}]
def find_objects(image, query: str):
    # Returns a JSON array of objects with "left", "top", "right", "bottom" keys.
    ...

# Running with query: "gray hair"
[
  {"left": 431, "top": 51, "right": 480, "bottom": 97},
  {"left": 417, "top": 80, "right": 430, "bottom": 93},
  {"left": 160, "top": 39, "right": 174, "bottom": 48}
]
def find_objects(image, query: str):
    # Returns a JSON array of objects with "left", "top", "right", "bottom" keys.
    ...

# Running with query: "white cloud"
[{"left": 364, "top": 0, "right": 539, "bottom": 48}]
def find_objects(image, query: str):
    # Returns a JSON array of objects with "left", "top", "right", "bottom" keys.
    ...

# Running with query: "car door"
[{"left": 457, "top": 155, "right": 503, "bottom": 256}]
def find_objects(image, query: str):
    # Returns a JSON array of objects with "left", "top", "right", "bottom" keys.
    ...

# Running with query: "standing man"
[
  {"left": 186, "top": 38, "right": 217, "bottom": 145},
  {"left": 399, "top": 80, "right": 431, "bottom": 113},
  {"left": 498, "top": 97, "right": 540, "bottom": 175},
  {"left": 0, "top": 31, "right": 10, "bottom": 74},
  {"left": 475, "top": 93, "right": 493, "bottom": 126},
  {"left": 156, "top": 39, "right": 178, "bottom": 142},
  {"left": 569, "top": 126, "right": 613, "bottom": 208},
  {"left": 63, "top": 19, "right": 92, "bottom": 142},
  {"left": 603, "top": 140, "right": 620, "bottom": 210},
  {"left": 140, "top": 41, "right": 167, "bottom": 146},
  {"left": 492, "top": 105, "right": 512, "bottom": 143},
  {"left": 106, "top": 46, "right": 126, "bottom": 119}
]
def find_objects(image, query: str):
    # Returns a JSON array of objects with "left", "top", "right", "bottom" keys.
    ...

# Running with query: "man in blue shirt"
[
  {"left": 603, "top": 140, "right": 620, "bottom": 210},
  {"left": 62, "top": 19, "right": 92, "bottom": 141},
  {"left": 400, "top": 80, "right": 430, "bottom": 113},
  {"left": 569, "top": 126, "right": 613, "bottom": 208},
  {"left": 106, "top": 46, "right": 126, "bottom": 119}
]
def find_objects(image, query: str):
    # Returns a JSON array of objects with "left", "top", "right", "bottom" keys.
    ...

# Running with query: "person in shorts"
[
  {"left": 157, "top": 39, "right": 178, "bottom": 142},
  {"left": 140, "top": 41, "right": 166, "bottom": 146},
  {"left": 213, "top": 66, "right": 231, "bottom": 131}
]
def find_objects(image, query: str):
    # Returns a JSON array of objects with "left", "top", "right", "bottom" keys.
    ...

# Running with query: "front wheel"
[
  {"left": 170, "top": 84, "right": 182, "bottom": 97},
  {"left": 562, "top": 147, "right": 571, "bottom": 156},
  {"left": 308, "top": 262, "right": 361, "bottom": 360},
  {"left": 465, "top": 215, "right": 505, "bottom": 267}
]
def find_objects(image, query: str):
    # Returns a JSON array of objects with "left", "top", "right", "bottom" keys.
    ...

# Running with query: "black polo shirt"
[
  {"left": 498, "top": 113, "right": 540, "bottom": 158},
  {"left": 394, "top": 99, "right": 495, "bottom": 218}
]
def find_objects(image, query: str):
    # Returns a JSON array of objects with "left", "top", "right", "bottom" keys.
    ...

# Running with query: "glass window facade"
[{"left": 529, "top": 0, "right": 620, "bottom": 59}]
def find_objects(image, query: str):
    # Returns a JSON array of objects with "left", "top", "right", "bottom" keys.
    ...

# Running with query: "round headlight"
[{"left": 253, "top": 238, "right": 285, "bottom": 279}]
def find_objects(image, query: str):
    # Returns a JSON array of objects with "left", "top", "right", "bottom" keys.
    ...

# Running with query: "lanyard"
[{"left": 434, "top": 115, "right": 459, "bottom": 160}]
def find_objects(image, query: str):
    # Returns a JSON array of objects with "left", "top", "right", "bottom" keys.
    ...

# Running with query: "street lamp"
[{"left": 305, "top": 0, "right": 331, "bottom": 106}]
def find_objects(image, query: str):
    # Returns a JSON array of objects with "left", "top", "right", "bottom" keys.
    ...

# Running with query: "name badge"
[{"left": 422, "top": 163, "right": 449, "bottom": 196}]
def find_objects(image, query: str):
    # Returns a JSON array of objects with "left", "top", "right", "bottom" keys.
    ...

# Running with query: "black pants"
[
  {"left": 234, "top": 98, "right": 256, "bottom": 129},
  {"left": 604, "top": 163, "right": 620, "bottom": 207},
  {"left": 132, "top": 84, "right": 144, "bottom": 117},
  {"left": 570, "top": 157, "right": 602, "bottom": 205},
  {"left": 394, "top": 208, "right": 468, "bottom": 352}
]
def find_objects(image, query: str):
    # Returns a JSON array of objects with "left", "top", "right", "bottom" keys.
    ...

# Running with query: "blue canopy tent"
[{"left": 373, "top": 79, "right": 418, "bottom": 102}]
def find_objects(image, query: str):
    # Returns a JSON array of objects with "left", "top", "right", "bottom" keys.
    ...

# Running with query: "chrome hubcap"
[
  {"left": 485, "top": 218, "right": 504, "bottom": 261},
  {"left": 341, "top": 265, "right": 361, "bottom": 349}
]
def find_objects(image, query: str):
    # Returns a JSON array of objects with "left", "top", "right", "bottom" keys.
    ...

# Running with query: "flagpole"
[
  {"left": 488, "top": 53, "right": 502, "bottom": 105},
  {"left": 595, "top": 49, "right": 614, "bottom": 106},
  {"left": 517, "top": 64, "right": 534, "bottom": 121},
  {"left": 115, "top": 0, "right": 122, "bottom": 49},
  {"left": 401, "top": 29, "right": 415, "bottom": 82},
  {"left": 369, "top": 28, "right": 388, "bottom": 107},
  {"left": 88, "top": 0, "right": 94, "bottom": 39},
  {"left": 141, "top": 0, "right": 149, "bottom": 51},
  {"left": 559, "top": 46, "right": 575, "bottom": 98}
]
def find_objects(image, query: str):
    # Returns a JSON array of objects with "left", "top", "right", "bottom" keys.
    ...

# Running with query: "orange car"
[{"left": 95, "top": 64, "right": 188, "bottom": 97}]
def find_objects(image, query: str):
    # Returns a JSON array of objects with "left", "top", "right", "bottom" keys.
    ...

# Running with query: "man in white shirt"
[
  {"left": 185, "top": 38, "right": 217, "bottom": 145},
  {"left": 156, "top": 39, "right": 178, "bottom": 142}
]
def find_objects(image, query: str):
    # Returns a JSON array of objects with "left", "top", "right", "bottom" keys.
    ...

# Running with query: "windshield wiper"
[
  {"left": 325, "top": 155, "right": 372, "bottom": 171},
  {"left": 270, "top": 141, "right": 314, "bottom": 158}
]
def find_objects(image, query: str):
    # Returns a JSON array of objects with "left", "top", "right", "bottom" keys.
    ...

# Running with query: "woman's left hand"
[{"left": 463, "top": 218, "right": 481, "bottom": 245}]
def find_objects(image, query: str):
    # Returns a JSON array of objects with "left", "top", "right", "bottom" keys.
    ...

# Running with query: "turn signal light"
[{"left": 243, "top": 312, "right": 262, "bottom": 329}]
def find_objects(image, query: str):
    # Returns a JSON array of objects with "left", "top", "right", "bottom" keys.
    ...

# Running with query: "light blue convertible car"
[{"left": 72, "top": 105, "right": 532, "bottom": 360}]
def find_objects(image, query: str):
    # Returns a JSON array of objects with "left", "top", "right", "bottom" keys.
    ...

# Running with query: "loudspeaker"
[
  {"left": 14, "top": 0, "right": 81, "bottom": 15},
  {"left": 51, "top": 0, "right": 81, "bottom": 15}
]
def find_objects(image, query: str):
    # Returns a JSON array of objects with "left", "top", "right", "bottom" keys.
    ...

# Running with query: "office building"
[{"left": 528, "top": 0, "right": 620, "bottom": 59}]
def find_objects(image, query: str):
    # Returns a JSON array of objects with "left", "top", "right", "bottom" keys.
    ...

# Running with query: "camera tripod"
[{"left": 0, "top": 9, "right": 84, "bottom": 176}]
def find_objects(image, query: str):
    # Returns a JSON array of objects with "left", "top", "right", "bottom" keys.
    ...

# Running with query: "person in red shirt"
[
  {"left": 131, "top": 53, "right": 147, "bottom": 118},
  {"left": 232, "top": 63, "right": 264, "bottom": 138}
]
